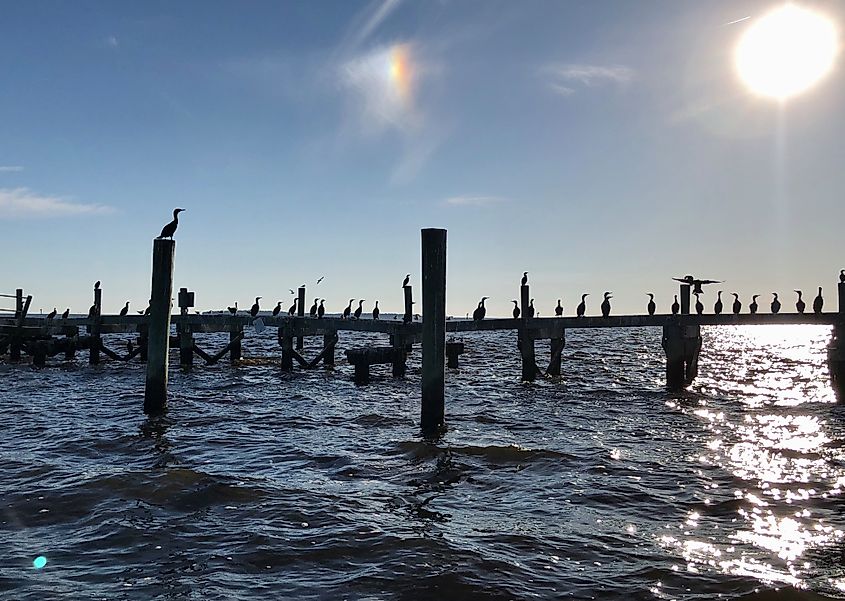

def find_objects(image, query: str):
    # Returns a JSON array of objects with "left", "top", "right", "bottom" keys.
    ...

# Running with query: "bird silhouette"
[
  {"left": 402, "top": 274, "right": 410, "bottom": 288},
  {"left": 94, "top": 280, "right": 101, "bottom": 290},
  {"left": 576, "top": 294, "right": 588, "bottom": 317},
  {"left": 373, "top": 301, "right": 380, "bottom": 320},
  {"left": 119, "top": 301, "right": 129, "bottom": 316},
  {"left": 318, "top": 299, "right": 325, "bottom": 319},
  {"left": 251, "top": 297, "right": 261, "bottom": 318},
  {"left": 526, "top": 298, "right": 535, "bottom": 318},
  {"left": 555, "top": 299, "right": 564, "bottom": 317},
  {"left": 512, "top": 300, "right": 520, "bottom": 319},
  {"left": 795, "top": 290, "right": 805, "bottom": 314},
  {"left": 272, "top": 302, "right": 282, "bottom": 317},
  {"left": 813, "top": 287, "right": 824, "bottom": 314},
  {"left": 714, "top": 291, "right": 723, "bottom": 315},
  {"left": 732, "top": 293, "right": 741, "bottom": 315},
  {"left": 646, "top": 293, "right": 656, "bottom": 316},
  {"left": 228, "top": 302, "right": 238, "bottom": 315},
  {"left": 472, "top": 297, "right": 489, "bottom": 321},
  {"left": 316, "top": 276, "right": 324, "bottom": 285},
  {"left": 600, "top": 292, "right": 612, "bottom": 318},
  {"left": 521, "top": 272, "right": 528, "bottom": 287},
  {"left": 673, "top": 275, "right": 722, "bottom": 295},
  {"left": 749, "top": 295, "right": 759, "bottom": 314},
  {"left": 354, "top": 300, "right": 364, "bottom": 320},
  {"left": 309, "top": 299, "right": 318, "bottom": 317},
  {"left": 61, "top": 308, "right": 70, "bottom": 319},
  {"left": 771, "top": 293, "right": 781, "bottom": 314},
  {"left": 287, "top": 298, "right": 297, "bottom": 316},
  {"left": 158, "top": 208, "right": 185, "bottom": 239},
  {"left": 694, "top": 292, "right": 704, "bottom": 315},
  {"left": 671, "top": 295, "right": 680, "bottom": 315},
  {"left": 46, "top": 308, "right": 57, "bottom": 319},
  {"left": 343, "top": 299, "right": 353, "bottom": 319}
]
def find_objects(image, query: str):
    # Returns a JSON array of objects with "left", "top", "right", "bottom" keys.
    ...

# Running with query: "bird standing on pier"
[
  {"left": 228, "top": 302, "right": 238, "bottom": 315},
  {"left": 749, "top": 295, "right": 759, "bottom": 314},
  {"left": 795, "top": 290, "right": 805, "bottom": 314},
  {"left": 309, "top": 299, "right": 318, "bottom": 317},
  {"left": 512, "top": 300, "right": 520, "bottom": 319},
  {"left": 714, "top": 291, "right": 723, "bottom": 315},
  {"left": 61, "top": 308, "right": 70, "bottom": 319},
  {"left": 526, "top": 299, "right": 535, "bottom": 318},
  {"left": 251, "top": 297, "right": 261, "bottom": 318},
  {"left": 402, "top": 274, "right": 410, "bottom": 287},
  {"left": 671, "top": 295, "right": 680, "bottom": 315},
  {"left": 601, "top": 292, "right": 612, "bottom": 318},
  {"left": 576, "top": 294, "right": 588, "bottom": 317},
  {"left": 343, "top": 299, "right": 354, "bottom": 319},
  {"left": 814, "top": 287, "right": 824, "bottom": 314},
  {"left": 694, "top": 292, "right": 704, "bottom": 315},
  {"left": 120, "top": 301, "right": 129, "bottom": 316},
  {"left": 373, "top": 301, "right": 380, "bottom": 320},
  {"left": 732, "top": 293, "right": 741, "bottom": 315},
  {"left": 354, "top": 300, "right": 364, "bottom": 320},
  {"left": 521, "top": 272, "right": 528, "bottom": 286},
  {"left": 473, "top": 297, "right": 489, "bottom": 321},
  {"left": 646, "top": 293, "right": 656, "bottom": 316},
  {"left": 158, "top": 208, "right": 186, "bottom": 239},
  {"left": 272, "top": 302, "right": 282, "bottom": 317},
  {"left": 771, "top": 293, "right": 781, "bottom": 314},
  {"left": 287, "top": 298, "right": 297, "bottom": 316},
  {"left": 318, "top": 299, "right": 325, "bottom": 319},
  {"left": 555, "top": 299, "right": 564, "bottom": 317},
  {"left": 672, "top": 275, "right": 722, "bottom": 295},
  {"left": 46, "top": 308, "right": 57, "bottom": 319}
]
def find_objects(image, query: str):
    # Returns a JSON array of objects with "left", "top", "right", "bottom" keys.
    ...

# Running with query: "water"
[{"left": 3, "top": 325, "right": 845, "bottom": 600}]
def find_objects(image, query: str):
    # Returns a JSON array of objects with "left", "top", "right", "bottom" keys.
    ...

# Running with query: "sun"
[{"left": 735, "top": 4, "right": 839, "bottom": 100}]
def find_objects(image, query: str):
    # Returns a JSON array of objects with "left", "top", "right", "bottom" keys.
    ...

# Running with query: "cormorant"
[
  {"left": 732, "top": 293, "right": 741, "bottom": 315},
  {"left": 143, "top": 300, "right": 151, "bottom": 316},
  {"left": 472, "top": 297, "right": 489, "bottom": 321},
  {"left": 749, "top": 295, "right": 759, "bottom": 314},
  {"left": 46, "top": 308, "right": 57, "bottom": 319},
  {"left": 672, "top": 275, "right": 722, "bottom": 295},
  {"left": 353, "top": 300, "right": 364, "bottom": 320},
  {"left": 94, "top": 280, "right": 100, "bottom": 290},
  {"left": 671, "top": 295, "right": 680, "bottom": 315},
  {"left": 228, "top": 302, "right": 238, "bottom": 315},
  {"left": 714, "top": 291, "right": 723, "bottom": 315},
  {"left": 343, "top": 299, "right": 354, "bottom": 319},
  {"left": 318, "top": 299, "right": 325, "bottom": 319},
  {"left": 771, "top": 293, "right": 781, "bottom": 314},
  {"left": 309, "top": 299, "right": 318, "bottom": 317},
  {"left": 512, "top": 300, "right": 520, "bottom": 319},
  {"left": 88, "top": 304, "right": 98, "bottom": 319},
  {"left": 119, "top": 301, "right": 129, "bottom": 316},
  {"left": 555, "top": 299, "right": 564, "bottom": 317},
  {"left": 795, "top": 290, "right": 805, "bottom": 314},
  {"left": 272, "top": 302, "right": 282, "bottom": 317},
  {"left": 694, "top": 292, "right": 704, "bottom": 315},
  {"left": 526, "top": 298, "right": 535, "bottom": 318},
  {"left": 521, "top": 272, "right": 528, "bottom": 287},
  {"left": 158, "top": 208, "right": 186, "bottom": 239},
  {"left": 402, "top": 274, "right": 410, "bottom": 287},
  {"left": 287, "top": 298, "right": 297, "bottom": 316},
  {"left": 647, "top": 293, "right": 656, "bottom": 316},
  {"left": 600, "top": 292, "right": 612, "bottom": 318},
  {"left": 61, "top": 308, "right": 69, "bottom": 319},
  {"left": 840, "top": 270, "right": 845, "bottom": 284},
  {"left": 576, "top": 294, "right": 588, "bottom": 317},
  {"left": 250, "top": 297, "right": 261, "bottom": 318},
  {"left": 373, "top": 301, "right": 380, "bottom": 320},
  {"left": 814, "top": 287, "right": 824, "bottom": 314}
]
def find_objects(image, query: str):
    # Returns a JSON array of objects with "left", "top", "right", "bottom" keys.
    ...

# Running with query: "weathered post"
[
  {"left": 680, "top": 284, "right": 691, "bottom": 315},
  {"left": 392, "top": 334, "right": 407, "bottom": 376},
  {"left": 420, "top": 228, "right": 446, "bottom": 434},
  {"left": 178, "top": 287, "right": 194, "bottom": 368},
  {"left": 403, "top": 285, "right": 413, "bottom": 323},
  {"left": 89, "top": 286, "right": 102, "bottom": 365},
  {"left": 138, "top": 325, "right": 149, "bottom": 362},
  {"left": 828, "top": 281, "right": 845, "bottom": 398},
  {"left": 296, "top": 286, "right": 305, "bottom": 350},
  {"left": 548, "top": 329, "right": 565, "bottom": 377},
  {"left": 9, "top": 289, "right": 24, "bottom": 363},
  {"left": 323, "top": 330, "right": 337, "bottom": 367},
  {"left": 662, "top": 323, "right": 701, "bottom": 391},
  {"left": 519, "top": 283, "right": 537, "bottom": 381},
  {"left": 143, "top": 238, "right": 175, "bottom": 414},
  {"left": 14, "top": 288, "right": 23, "bottom": 318},
  {"left": 230, "top": 326, "right": 242, "bottom": 363},
  {"left": 280, "top": 326, "right": 294, "bottom": 371}
]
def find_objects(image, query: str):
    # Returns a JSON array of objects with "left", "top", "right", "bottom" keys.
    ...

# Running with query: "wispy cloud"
[
  {"left": 443, "top": 195, "right": 507, "bottom": 207},
  {"left": 0, "top": 188, "right": 114, "bottom": 218},
  {"left": 106, "top": 35, "right": 119, "bottom": 48},
  {"left": 543, "top": 63, "right": 634, "bottom": 96},
  {"left": 340, "top": 0, "right": 403, "bottom": 52},
  {"left": 0, "top": 165, "right": 24, "bottom": 172}
]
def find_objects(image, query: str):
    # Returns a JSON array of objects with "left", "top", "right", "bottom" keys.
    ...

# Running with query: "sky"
[{"left": 1, "top": 0, "right": 844, "bottom": 317}]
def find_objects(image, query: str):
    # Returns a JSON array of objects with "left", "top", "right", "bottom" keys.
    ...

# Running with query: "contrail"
[{"left": 722, "top": 16, "right": 751, "bottom": 26}]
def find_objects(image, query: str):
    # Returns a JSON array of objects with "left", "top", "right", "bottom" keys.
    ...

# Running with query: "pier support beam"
[
  {"left": 662, "top": 324, "right": 701, "bottom": 391},
  {"left": 89, "top": 287, "right": 101, "bottom": 365},
  {"left": 403, "top": 285, "right": 413, "bottom": 324},
  {"left": 323, "top": 330, "right": 336, "bottom": 366},
  {"left": 296, "top": 286, "right": 305, "bottom": 350},
  {"left": 828, "top": 282, "right": 845, "bottom": 399},
  {"left": 144, "top": 238, "right": 175, "bottom": 414},
  {"left": 280, "top": 326, "right": 293, "bottom": 371},
  {"left": 519, "top": 283, "right": 537, "bottom": 381},
  {"left": 420, "top": 228, "right": 446, "bottom": 434},
  {"left": 547, "top": 330, "right": 565, "bottom": 377},
  {"left": 178, "top": 288, "right": 194, "bottom": 369},
  {"left": 392, "top": 334, "right": 407, "bottom": 377},
  {"left": 230, "top": 326, "right": 242, "bottom": 364}
]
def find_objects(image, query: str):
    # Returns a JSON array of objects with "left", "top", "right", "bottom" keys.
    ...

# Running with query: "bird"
[
  {"left": 87, "top": 304, "right": 98, "bottom": 319},
  {"left": 402, "top": 274, "right": 410, "bottom": 287},
  {"left": 287, "top": 298, "right": 297, "bottom": 316},
  {"left": 749, "top": 295, "right": 759, "bottom": 314},
  {"left": 646, "top": 293, "right": 656, "bottom": 316},
  {"left": 317, "top": 299, "right": 325, "bottom": 319},
  {"left": 795, "top": 290, "right": 805, "bottom": 314},
  {"left": 714, "top": 291, "right": 723, "bottom": 315},
  {"left": 771, "top": 293, "right": 781, "bottom": 314},
  {"left": 158, "top": 208, "right": 186, "bottom": 239},
  {"left": 472, "top": 297, "right": 489, "bottom": 321},
  {"left": 119, "top": 301, "right": 129, "bottom": 316},
  {"left": 814, "top": 287, "right": 824, "bottom": 314},
  {"left": 373, "top": 301, "right": 380, "bottom": 320},
  {"left": 694, "top": 292, "right": 704, "bottom": 315},
  {"left": 61, "top": 308, "right": 70, "bottom": 319},
  {"left": 309, "top": 298, "right": 318, "bottom": 317},
  {"left": 840, "top": 270, "right": 845, "bottom": 284},
  {"left": 316, "top": 276, "right": 324, "bottom": 285},
  {"left": 143, "top": 301, "right": 151, "bottom": 316},
  {"left": 555, "top": 299, "right": 564, "bottom": 317},
  {"left": 354, "top": 300, "right": 364, "bottom": 320},
  {"left": 511, "top": 300, "right": 520, "bottom": 319},
  {"left": 526, "top": 298, "right": 535, "bottom": 318},
  {"left": 250, "top": 297, "right": 261, "bottom": 317},
  {"left": 732, "top": 293, "right": 741, "bottom": 315},
  {"left": 671, "top": 295, "right": 680, "bottom": 315},
  {"left": 289, "top": 289, "right": 295, "bottom": 295},
  {"left": 94, "top": 280, "right": 100, "bottom": 290},
  {"left": 46, "top": 308, "right": 57, "bottom": 319},
  {"left": 521, "top": 272, "right": 528, "bottom": 287},
  {"left": 673, "top": 275, "right": 722, "bottom": 295},
  {"left": 601, "top": 292, "right": 612, "bottom": 318},
  {"left": 227, "top": 302, "right": 238, "bottom": 315},
  {"left": 576, "top": 294, "right": 588, "bottom": 317},
  {"left": 343, "top": 299, "right": 354, "bottom": 319},
  {"left": 272, "top": 302, "right": 282, "bottom": 317}
]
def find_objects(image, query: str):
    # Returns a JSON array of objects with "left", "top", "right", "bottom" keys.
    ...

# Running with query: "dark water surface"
[{"left": 3, "top": 325, "right": 845, "bottom": 600}]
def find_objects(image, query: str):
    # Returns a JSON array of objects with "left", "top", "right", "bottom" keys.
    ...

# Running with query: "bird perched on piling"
[
  {"left": 795, "top": 290, "right": 805, "bottom": 314},
  {"left": 373, "top": 301, "right": 380, "bottom": 320},
  {"left": 343, "top": 299, "right": 353, "bottom": 319},
  {"left": 473, "top": 297, "right": 489, "bottom": 321},
  {"left": 119, "top": 301, "right": 129, "bottom": 316},
  {"left": 732, "top": 293, "right": 741, "bottom": 315},
  {"left": 672, "top": 275, "right": 722, "bottom": 295},
  {"left": 714, "top": 291, "right": 723, "bottom": 315},
  {"left": 61, "top": 308, "right": 70, "bottom": 319},
  {"left": 94, "top": 280, "right": 100, "bottom": 290},
  {"left": 749, "top": 295, "right": 759, "bottom": 314},
  {"left": 814, "top": 287, "right": 824, "bottom": 314},
  {"left": 527, "top": 299, "right": 535, "bottom": 318},
  {"left": 250, "top": 297, "right": 261, "bottom": 318},
  {"left": 354, "top": 300, "right": 364, "bottom": 320},
  {"left": 318, "top": 299, "right": 325, "bottom": 319},
  {"left": 272, "top": 302, "right": 282, "bottom": 317},
  {"left": 771, "top": 293, "right": 781, "bottom": 314},
  {"left": 228, "top": 302, "right": 238, "bottom": 315},
  {"left": 601, "top": 292, "right": 612, "bottom": 318},
  {"left": 287, "top": 298, "right": 297, "bottom": 316},
  {"left": 511, "top": 300, "right": 520, "bottom": 319},
  {"left": 521, "top": 272, "right": 528, "bottom": 286},
  {"left": 309, "top": 299, "right": 318, "bottom": 317},
  {"left": 576, "top": 294, "right": 588, "bottom": 317},
  {"left": 646, "top": 293, "right": 656, "bottom": 316},
  {"left": 671, "top": 295, "right": 680, "bottom": 315},
  {"left": 402, "top": 274, "right": 410, "bottom": 287},
  {"left": 694, "top": 292, "right": 704, "bottom": 315},
  {"left": 555, "top": 299, "right": 564, "bottom": 317},
  {"left": 840, "top": 270, "right": 845, "bottom": 284},
  {"left": 46, "top": 308, "right": 57, "bottom": 319},
  {"left": 158, "top": 208, "right": 186, "bottom": 239}
]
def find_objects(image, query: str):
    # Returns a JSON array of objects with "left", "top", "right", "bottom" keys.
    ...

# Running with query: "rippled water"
[{"left": 3, "top": 325, "right": 845, "bottom": 600}]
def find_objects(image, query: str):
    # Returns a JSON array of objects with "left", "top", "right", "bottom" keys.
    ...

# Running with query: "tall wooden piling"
[
  {"left": 280, "top": 326, "right": 293, "bottom": 371},
  {"left": 89, "top": 287, "right": 102, "bottom": 365},
  {"left": 143, "top": 238, "right": 175, "bottom": 414},
  {"left": 230, "top": 327, "right": 242, "bottom": 364},
  {"left": 323, "top": 330, "right": 337, "bottom": 366},
  {"left": 420, "top": 228, "right": 446, "bottom": 433},
  {"left": 829, "top": 282, "right": 845, "bottom": 398},
  {"left": 680, "top": 284, "right": 691, "bottom": 315},
  {"left": 548, "top": 330, "right": 565, "bottom": 377},
  {"left": 14, "top": 289, "right": 23, "bottom": 318},
  {"left": 519, "top": 283, "right": 537, "bottom": 381},
  {"left": 296, "top": 286, "right": 305, "bottom": 350},
  {"left": 403, "top": 285, "right": 413, "bottom": 323},
  {"left": 178, "top": 288, "right": 194, "bottom": 368}
]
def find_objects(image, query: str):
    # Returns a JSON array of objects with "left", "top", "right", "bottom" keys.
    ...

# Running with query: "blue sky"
[{"left": 2, "top": 0, "right": 844, "bottom": 316}]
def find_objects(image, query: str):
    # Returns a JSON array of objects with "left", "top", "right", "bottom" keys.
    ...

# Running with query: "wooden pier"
[{"left": 2, "top": 228, "right": 844, "bottom": 435}]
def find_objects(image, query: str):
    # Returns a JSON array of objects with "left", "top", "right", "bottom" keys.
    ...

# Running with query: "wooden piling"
[
  {"left": 662, "top": 323, "right": 701, "bottom": 391},
  {"left": 178, "top": 288, "right": 194, "bottom": 368},
  {"left": 420, "top": 228, "right": 446, "bottom": 433},
  {"left": 520, "top": 284, "right": 530, "bottom": 320},
  {"left": 9, "top": 290, "right": 26, "bottom": 363},
  {"left": 446, "top": 341, "right": 465, "bottom": 368},
  {"left": 230, "top": 326, "right": 242, "bottom": 364},
  {"left": 280, "top": 325, "right": 293, "bottom": 371},
  {"left": 143, "top": 238, "right": 175, "bottom": 414},
  {"left": 297, "top": 286, "right": 305, "bottom": 350},
  {"left": 519, "top": 331, "right": 537, "bottom": 381},
  {"left": 14, "top": 289, "right": 23, "bottom": 318},
  {"left": 680, "top": 284, "right": 691, "bottom": 315},
  {"left": 89, "top": 287, "right": 102, "bottom": 365},
  {"left": 403, "top": 285, "right": 413, "bottom": 323},
  {"left": 323, "top": 330, "right": 336, "bottom": 366},
  {"left": 548, "top": 330, "right": 565, "bottom": 377},
  {"left": 392, "top": 334, "right": 407, "bottom": 376},
  {"left": 829, "top": 282, "right": 845, "bottom": 398}
]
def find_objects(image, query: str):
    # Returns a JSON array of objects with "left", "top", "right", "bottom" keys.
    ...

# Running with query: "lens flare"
[{"left": 33, "top": 556, "right": 47, "bottom": 569}]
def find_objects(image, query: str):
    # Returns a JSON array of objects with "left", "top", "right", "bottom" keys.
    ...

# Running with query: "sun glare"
[{"left": 735, "top": 4, "right": 838, "bottom": 100}]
